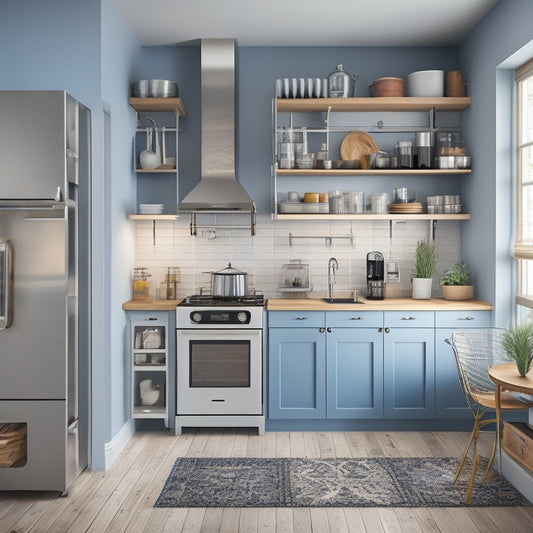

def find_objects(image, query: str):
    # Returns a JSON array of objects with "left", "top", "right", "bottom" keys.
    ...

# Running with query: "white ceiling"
[{"left": 111, "top": 0, "right": 499, "bottom": 47}]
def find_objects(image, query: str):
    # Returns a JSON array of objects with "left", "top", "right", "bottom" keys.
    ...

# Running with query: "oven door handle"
[{"left": 177, "top": 329, "right": 261, "bottom": 337}]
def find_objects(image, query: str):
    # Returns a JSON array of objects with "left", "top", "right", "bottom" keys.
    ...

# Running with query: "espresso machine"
[{"left": 367, "top": 251, "right": 385, "bottom": 300}]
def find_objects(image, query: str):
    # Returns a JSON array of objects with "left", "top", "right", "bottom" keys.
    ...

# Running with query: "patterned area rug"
[{"left": 154, "top": 457, "right": 530, "bottom": 508}]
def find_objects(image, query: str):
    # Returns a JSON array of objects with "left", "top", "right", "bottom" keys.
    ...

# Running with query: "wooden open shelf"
[
  {"left": 275, "top": 213, "right": 471, "bottom": 221},
  {"left": 276, "top": 168, "right": 471, "bottom": 176},
  {"left": 276, "top": 97, "right": 471, "bottom": 113},
  {"left": 129, "top": 97, "right": 186, "bottom": 115}
]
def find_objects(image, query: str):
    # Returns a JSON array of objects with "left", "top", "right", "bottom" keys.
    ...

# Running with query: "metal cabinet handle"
[
  {"left": 0, "top": 240, "right": 13, "bottom": 330},
  {"left": 146, "top": 317, "right": 158, "bottom": 321},
  {"left": 385, "top": 327, "right": 390, "bottom": 333},
  {"left": 458, "top": 316, "right": 475, "bottom": 321},
  {"left": 378, "top": 327, "right": 383, "bottom": 333},
  {"left": 327, "top": 327, "right": 332, "bottom": 333},
  {"left": 401, "top": 316, "right": 416, "bottom": 320},
  {"left": 350, "top": 317, "right": 363, "bottom": 320},
  {"left": 296, "top": 316, "right": 308, "bottom": 320},
  {"left": 319, "top": 327, "right": 325, "bottom": 333}
]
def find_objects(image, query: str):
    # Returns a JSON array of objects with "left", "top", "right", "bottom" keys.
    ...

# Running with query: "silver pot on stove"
[{"left": 210, "top": 263, "right": 247, "bottom": 297}]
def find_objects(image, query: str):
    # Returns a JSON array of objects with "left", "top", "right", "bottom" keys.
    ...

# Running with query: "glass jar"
[
  {"left": 328, "top": 64, "right": 353, "bottom": 97},
  {"left": 132, "top": 267, "right": 151, "bottom": 300}
]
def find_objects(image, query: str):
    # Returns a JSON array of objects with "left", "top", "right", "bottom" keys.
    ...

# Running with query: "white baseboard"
[{"left": 104, "top": 419, "right": 136, "bottom": 470}]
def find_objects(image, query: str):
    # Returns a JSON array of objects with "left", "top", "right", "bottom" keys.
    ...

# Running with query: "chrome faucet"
[{"left": 327, "top": 257, "right": 338, "bottom": 299}]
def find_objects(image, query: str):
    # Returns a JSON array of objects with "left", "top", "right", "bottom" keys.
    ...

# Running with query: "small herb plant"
[
  {"left": 501, "top": 323, "right": 533, "bottom": 377},
  {"left": 412, "top": 240, "right": 437, "bottom": 279},
  {"left": 440, "top": 262, "right": 471, "bottom": 286}
]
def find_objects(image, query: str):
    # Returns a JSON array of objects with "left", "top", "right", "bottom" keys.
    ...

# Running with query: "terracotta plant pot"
[{"left": 442, "top": 285, "right": 473, "bottom": 301}]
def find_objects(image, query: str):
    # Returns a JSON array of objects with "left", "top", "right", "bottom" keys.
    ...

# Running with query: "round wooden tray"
[{"left": 340, "top": 131, "right": 379, "bottom": 161}]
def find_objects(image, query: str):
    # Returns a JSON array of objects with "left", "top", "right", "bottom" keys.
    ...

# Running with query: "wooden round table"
[{"left": 489, "top": 362, "right": 533, "bottom": 464}]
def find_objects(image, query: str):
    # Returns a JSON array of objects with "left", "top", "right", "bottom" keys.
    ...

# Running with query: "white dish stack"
[{"left": 139, "top": 203, "right": 164, "bottom": 215}]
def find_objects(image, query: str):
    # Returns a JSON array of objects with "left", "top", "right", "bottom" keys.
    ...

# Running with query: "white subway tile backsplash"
[{"left": 134, "top": 217, "right": 461, "bottom": 299}]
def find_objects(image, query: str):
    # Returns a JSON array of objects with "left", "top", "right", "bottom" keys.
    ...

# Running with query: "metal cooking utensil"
[{"left": 385, "top": 220, "right": 400, "bottom": 282}]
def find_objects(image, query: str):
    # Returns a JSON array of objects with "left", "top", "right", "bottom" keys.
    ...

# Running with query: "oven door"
[{"left": 177, "top": 329, "right": 262, "bottom": 415}]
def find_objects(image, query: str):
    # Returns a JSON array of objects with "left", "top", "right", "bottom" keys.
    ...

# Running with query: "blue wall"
[{"left": 459, "top": 0, "right": 533, "bottom": 325}]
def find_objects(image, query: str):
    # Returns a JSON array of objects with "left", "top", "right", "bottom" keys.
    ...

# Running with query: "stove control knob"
[
  {"left": 191, "top": 312, "right": 202, "bottom": 323},
  {"left": 237, "top": 312, "right": 247, "bottom": 323}
]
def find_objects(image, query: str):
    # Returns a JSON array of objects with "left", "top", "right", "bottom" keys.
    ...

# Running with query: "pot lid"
[{"left": 214, "top": 262, "right": 247, "bottom": 275}]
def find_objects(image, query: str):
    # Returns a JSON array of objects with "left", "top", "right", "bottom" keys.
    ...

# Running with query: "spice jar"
[{"left": 132, "top": 267, "right": 151, "bottom": 300}]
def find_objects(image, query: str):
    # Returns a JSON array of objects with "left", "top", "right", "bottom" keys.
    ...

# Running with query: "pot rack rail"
[
  {"left": 288, "top": 232, "right": 355, "bottom": 248},
  {"left": 189, "top": 211, "right": 256, "bottom": 236}
]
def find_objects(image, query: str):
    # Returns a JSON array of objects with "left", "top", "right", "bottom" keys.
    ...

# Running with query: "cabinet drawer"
[
  {"left": 268, "top": 311, "right": 324, "bottom": 328},
  {"left": 435, "top": 310, "right": 491, "bottom": 328},
  {"left": 384, "top": 311, "right": 434, "bottom": 328},
  {"left": 326, "top": 311, "right": 383, "bottom": 328}
]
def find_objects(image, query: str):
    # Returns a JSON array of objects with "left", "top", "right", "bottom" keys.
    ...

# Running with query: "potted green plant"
[
  {"left": 501, "top": 323, "right": 533, "bottom": 377},
  {"left": 440, "top": 262, "right": 473, "bottom": 301},
  {"left": 412, "top": 240, "right": 437, "bottom": 299}
]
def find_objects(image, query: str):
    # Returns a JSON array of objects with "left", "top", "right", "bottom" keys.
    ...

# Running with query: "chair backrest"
[{"left": 446, "top": 329, "right": 512, "bottom": 400}]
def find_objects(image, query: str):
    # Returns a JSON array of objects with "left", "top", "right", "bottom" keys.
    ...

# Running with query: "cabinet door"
[
  {"left": 435, "top": 328, "right": 470, "bottom": 418},
  {"left": 268, "top": 328, "right": 326, "bottom": 419},
  {"left": 384, "top": 328, "right": 435, "bottom": 418},
  {"left": 326, "top": 328, "right": 383, "bottom": 419}
]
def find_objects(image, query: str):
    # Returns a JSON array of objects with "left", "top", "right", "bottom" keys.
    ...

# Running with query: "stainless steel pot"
[{"left": 210, "top": 263, "right": 247, "bottom": 297}]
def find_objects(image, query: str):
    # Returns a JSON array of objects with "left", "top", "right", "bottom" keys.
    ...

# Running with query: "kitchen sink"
[{"left": 322, "top": 298, "right": 364, "bottom": 304}]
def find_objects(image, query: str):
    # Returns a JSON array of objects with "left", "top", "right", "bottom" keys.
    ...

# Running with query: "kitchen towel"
[{"left": 154, "top": 457, "right": 530, "bottom": 508}]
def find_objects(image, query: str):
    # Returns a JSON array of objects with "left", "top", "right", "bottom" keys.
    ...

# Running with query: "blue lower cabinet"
[
  {"left": 383, "top": 328, "right": 435, "bottom": 418},
  {"left": 268, "top": 327, "right": 326, "bottom": 419},
  {"left": 434, "top": 328, "right": 472, "bottom": 418},
  {"left": 326, "top": 328, "right": 384, "bottom": 418}
]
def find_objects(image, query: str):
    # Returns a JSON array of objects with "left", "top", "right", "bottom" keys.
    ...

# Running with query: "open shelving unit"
[{"left": 272, "top": 96, "right": 472, "bottom": 221}]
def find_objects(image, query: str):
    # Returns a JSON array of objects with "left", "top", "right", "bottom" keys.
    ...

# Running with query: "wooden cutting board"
[{"left": 340, "top": 131, "right": 379, "bottom": 161}]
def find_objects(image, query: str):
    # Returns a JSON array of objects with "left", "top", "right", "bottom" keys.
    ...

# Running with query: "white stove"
[{"left": 175, "top": 295, "right": 265, "bottom": 435}]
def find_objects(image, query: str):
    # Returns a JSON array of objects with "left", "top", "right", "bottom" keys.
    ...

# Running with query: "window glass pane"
[
  {"left": 520, "top": 145, "right": 533, "bottom": 184},
  {"left": 519, "top": 184, "right": 533, "bottom": 242},
  {"left": 517, "top": 304, "right": 533, "bottom": 322},
  {"left": 520, "top": 76, "right": 533, "bottom": 143}
]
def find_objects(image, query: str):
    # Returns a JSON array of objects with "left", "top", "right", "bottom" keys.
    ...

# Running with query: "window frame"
[{"left": 514, "top": 57, "right": 533, "bottom": 311}]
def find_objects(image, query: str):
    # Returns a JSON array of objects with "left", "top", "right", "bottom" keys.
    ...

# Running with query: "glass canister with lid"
[
  {"left": 328, "top": 64, "right": 354, "bottom": 97},
  {"left": 132, "top": 267, "right": 151, "bottom": 300}
]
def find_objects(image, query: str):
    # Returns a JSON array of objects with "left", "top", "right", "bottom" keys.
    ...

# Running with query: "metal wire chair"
[{"left": 445, "top": 328, "right": 533, "bottom": 505}]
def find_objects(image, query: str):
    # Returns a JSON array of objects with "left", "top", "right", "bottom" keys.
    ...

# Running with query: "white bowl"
[{"left": 407, "top": 70, "right": 444, "bottom": 97}]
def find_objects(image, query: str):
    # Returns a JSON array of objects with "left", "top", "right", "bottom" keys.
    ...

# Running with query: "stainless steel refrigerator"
[{"left": 0, "top": 91, "right": 91, "bottom": 493}]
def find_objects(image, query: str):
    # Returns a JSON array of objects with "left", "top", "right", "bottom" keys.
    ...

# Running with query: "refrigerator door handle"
[{"left": 0, "top": 240, "right": 14, "bottom": 330}]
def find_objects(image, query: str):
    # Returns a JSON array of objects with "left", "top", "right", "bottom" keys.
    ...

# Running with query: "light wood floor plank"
[
  {"left": 292, "top": 507, "right": 311, "bottom": 533},
  {"left": 309, "top": 507, "right": 329, "bottom": 532},
  {"left": 378, "top": 507, "right": 403, "bottom": 531},
  {"left": 393, "top": 508, "right": 425, "bottom": 532},
  {"left": 181, "top": 507, "right": 205, "bottom": 533},
  {"left": 216, "top": 427, "right": 237, "bottom": 457},
  {"left": 200, "top": 507, "right": 224, "bottom": 532},
  {"left": 331, "top": 431, "right": 352, "bottom": 458},
  {"left": 260, "top": 430, "right": 277, "bottom": 458},
  {"left": 303, "top": 431, "right": 321, "bottom": 458},
  {"left": 343, "top": 507, "right": 367, "bottom": 533},
  {"left": 246, "top": 433, "right": 264, "bottom": 458},
  {"left": 378, "top": 432, "right": 402, "bottom": 457},
  {"left": 276, "top": 431, "right": 291, "bottom": 458},
  {"left": 202, "top": 429, "right": 224, "bottom": 458},
  {"left": 360, "top": 508, "right": 386, "bottom": 532},
  {"left": 257, "top": 507, "right": 277, "bottom": 532},
  {"left": 219, "top": 507, "right": 240, "bottom": 533},
  {"left": 317, "top": 432, "right": 336, "bottom": 458},
  {"left": 230, "top": 428, "right": 250, "bottom": 457},
  {"left": 409, "top": 507, "right": 442, "bottom": 532},
  {"left": 289, "top": 432, "right": 306, "bottom": 458},
  {"left": 276, "top": 508, "right": 294, "bottom": 532},
  {"left": 359, "top": 432, "right": 385, "bottom": 456},
  {"left": 161, "top": 508, "right": 189, "bottom": 533},
  {"left": 239, "top": 507, "right": 259, "bottom": 532},
  {"left": 344, "top": 431, "right": 368, "bottom": 458},
  {"left": 187, "top": 429, "right": 211, "bottom": 458},
  {"left": 326, "top": 507, "right": 349, "bottom": 532}
]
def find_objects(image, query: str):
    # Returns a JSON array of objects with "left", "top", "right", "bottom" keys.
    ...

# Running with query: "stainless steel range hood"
[{"left": 178, "top": 39, "right": 256, "bottom": 214}]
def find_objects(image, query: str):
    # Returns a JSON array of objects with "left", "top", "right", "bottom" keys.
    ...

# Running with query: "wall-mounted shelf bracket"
[
  {"left": 289, "top": 232, "right": 355, "bottom": 248},
  {"left": 430, "top": 219, "right": 438, "bottom": 241}
]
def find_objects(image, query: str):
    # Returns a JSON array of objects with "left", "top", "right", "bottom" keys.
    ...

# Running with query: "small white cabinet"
[{"left": 127, "top": 311, "right": 174, "bottom": 427}]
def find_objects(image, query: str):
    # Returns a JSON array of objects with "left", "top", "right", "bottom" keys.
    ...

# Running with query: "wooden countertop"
[
  {"left": 122, "top": 299, "right": 181, "bottom": 311},
  {"left": 266, "top": 297, "right": 493, "bottom": 311}
]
